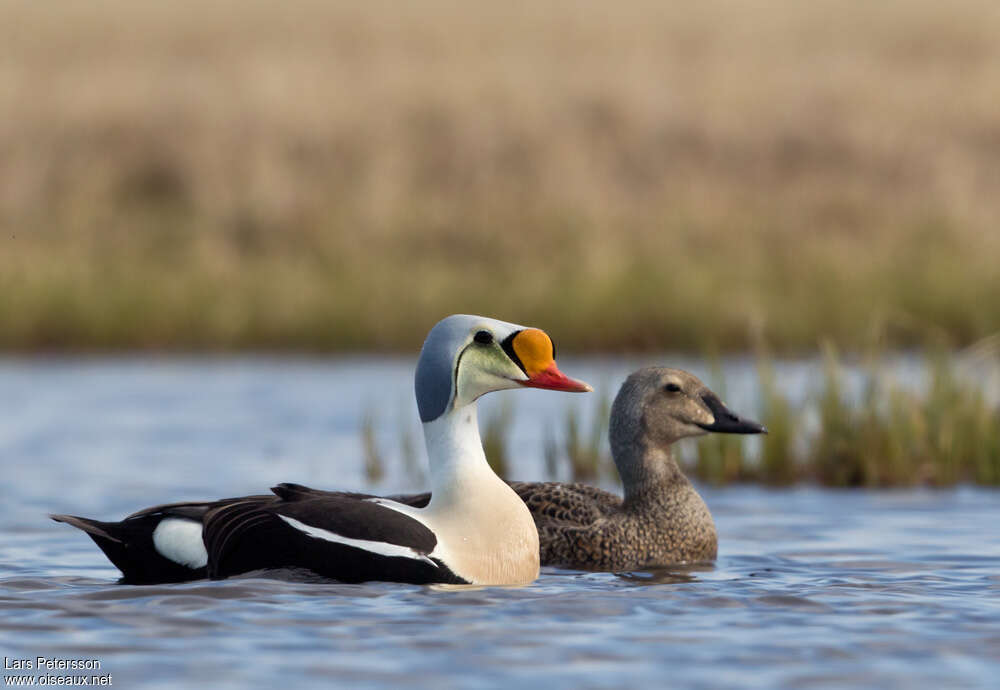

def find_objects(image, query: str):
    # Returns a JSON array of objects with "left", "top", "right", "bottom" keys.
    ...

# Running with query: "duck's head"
[
  {"left": 415, "top": 314, "right": 592, "bottom": 423},
  {"left": 610, "top": 367, "right": 766, "bottom": 459}
]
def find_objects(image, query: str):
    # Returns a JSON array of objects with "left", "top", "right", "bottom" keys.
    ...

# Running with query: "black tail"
[{"left": 51, "top": 513, "right": 207, "bottom": 585}]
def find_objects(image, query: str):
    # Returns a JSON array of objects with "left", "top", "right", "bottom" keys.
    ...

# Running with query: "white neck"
[
  {"left": 414, "top": 402, "right": 540, "bottom": 585},
  {"left": 423, "top": 403, "right": 495, "bottom": 507}
]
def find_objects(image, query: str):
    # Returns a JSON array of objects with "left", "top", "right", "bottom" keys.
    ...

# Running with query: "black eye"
[
  {"left": 474, "top": 330, "right": 493, "bottom": 345},
  {"left": 664, "top": 383, "right": 682, "bottom": 393}
]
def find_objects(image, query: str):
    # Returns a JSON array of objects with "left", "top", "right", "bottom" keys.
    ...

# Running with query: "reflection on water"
[
  {"left": 613, "top": 566, "right": 708, "bottom": 585},
  {"left": 1, "top": 358, "right": 998, "bottom": 689}
]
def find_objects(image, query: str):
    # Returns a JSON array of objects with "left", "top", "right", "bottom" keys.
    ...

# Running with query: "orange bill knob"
[{"left": 510, "top": 329, "right": 592, "bottom": 392}]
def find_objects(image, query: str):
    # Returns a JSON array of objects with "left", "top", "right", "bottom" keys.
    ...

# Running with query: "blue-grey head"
[{"left": 414, "top": 314, "right": 592, "bottom": 423}]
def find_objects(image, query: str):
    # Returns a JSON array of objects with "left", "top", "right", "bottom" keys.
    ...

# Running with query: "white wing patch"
[
  {"left": 152, "top": 518, "right": 208, "bottom": 569},
  {"left": 365, "top": 497, "right": 430, "bottom": 526},
  {"left": 277, "top": 515, "right": 438, "bottom": 567}
]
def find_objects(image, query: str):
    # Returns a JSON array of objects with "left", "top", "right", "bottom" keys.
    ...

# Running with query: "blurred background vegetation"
[
  {"left": 2, "top": 0, "right": 998, "bottom": 353},
  {"left": 468, "top": 344, "right": 1000, "bottom": 488}
]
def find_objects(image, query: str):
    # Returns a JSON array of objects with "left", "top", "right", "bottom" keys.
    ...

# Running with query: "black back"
[{"left": 202, "top": 490, "right": 466, "bottom": 584}]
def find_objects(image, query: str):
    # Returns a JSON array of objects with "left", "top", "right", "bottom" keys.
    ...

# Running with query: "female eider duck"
[
  {"left": 391, "top": 367, "right": 765, "bottom": 571},
  {"left": 51, "top": 315, "right": 591, "bottom": 586},
  {"left": 512, "top": 367, "right": 765, "bottom": 570}
]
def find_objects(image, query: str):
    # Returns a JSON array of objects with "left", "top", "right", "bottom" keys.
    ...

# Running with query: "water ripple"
[{"left": 2, "top": 359, "right": 999, "bottom": 688}]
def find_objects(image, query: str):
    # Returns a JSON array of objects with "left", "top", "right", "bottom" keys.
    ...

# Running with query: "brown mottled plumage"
[
  {"left": 512, "top": 367, "right": 766, "bottom": 571},
  {"left": 395, "top": 368, "right": 765, "bottom": 572}
]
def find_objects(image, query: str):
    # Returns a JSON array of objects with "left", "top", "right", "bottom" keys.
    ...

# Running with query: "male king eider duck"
[
  {"left": 390, "top": 367, "right": 766, "bottom": 571},
  {"left": 51, "top": 315, "right": 591, "bottom": 586}
]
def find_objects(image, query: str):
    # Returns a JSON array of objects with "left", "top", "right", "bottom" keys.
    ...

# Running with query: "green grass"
[
  {"left": 545, "top": 386, "right": 614, "bottom": 481},
  {"left": 751, "top": 347, "right": 1000, "bottom": 487},
  {"left": 482, "top": 400, "right": 514, "bottom": 478},
  {"left": 360, "top": 408, "right": 386, "bottom": 485},
  {"left": 756, "top": 353, "right": 797, "bottom": 485},
  {"left": 2, "top": 0, "right": 1000, "bottom": 353},
  {"left": 377, "top": 348, "right": 1000, "bottom": 488},
  {"left": 693, "top": 357, "right": 754, "bottom": 485}
]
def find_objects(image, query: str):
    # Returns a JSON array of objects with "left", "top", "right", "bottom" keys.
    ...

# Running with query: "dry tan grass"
[{"left": 2, "top": 0, "right": 998, "bottom": 350}]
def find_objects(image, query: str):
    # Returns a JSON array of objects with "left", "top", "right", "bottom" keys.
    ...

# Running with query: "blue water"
[{"left": 1, "top": 358, "right": 998, "bottom": 689}]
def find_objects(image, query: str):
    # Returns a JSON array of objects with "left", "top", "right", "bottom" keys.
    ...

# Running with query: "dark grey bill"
[{"left": 697, "top": 392, "right": 768, "bottom": 434}]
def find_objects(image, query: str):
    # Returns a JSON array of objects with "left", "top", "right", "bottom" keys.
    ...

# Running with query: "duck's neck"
[
  {"left": 618, "top": 440, "right": 690, "bottom": 509},
  {"left": 419, "top": 402, "right": 540, "bottom": 585},
  {"left": 422, "top": 403, "right": 499, "bottom": 508}
]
